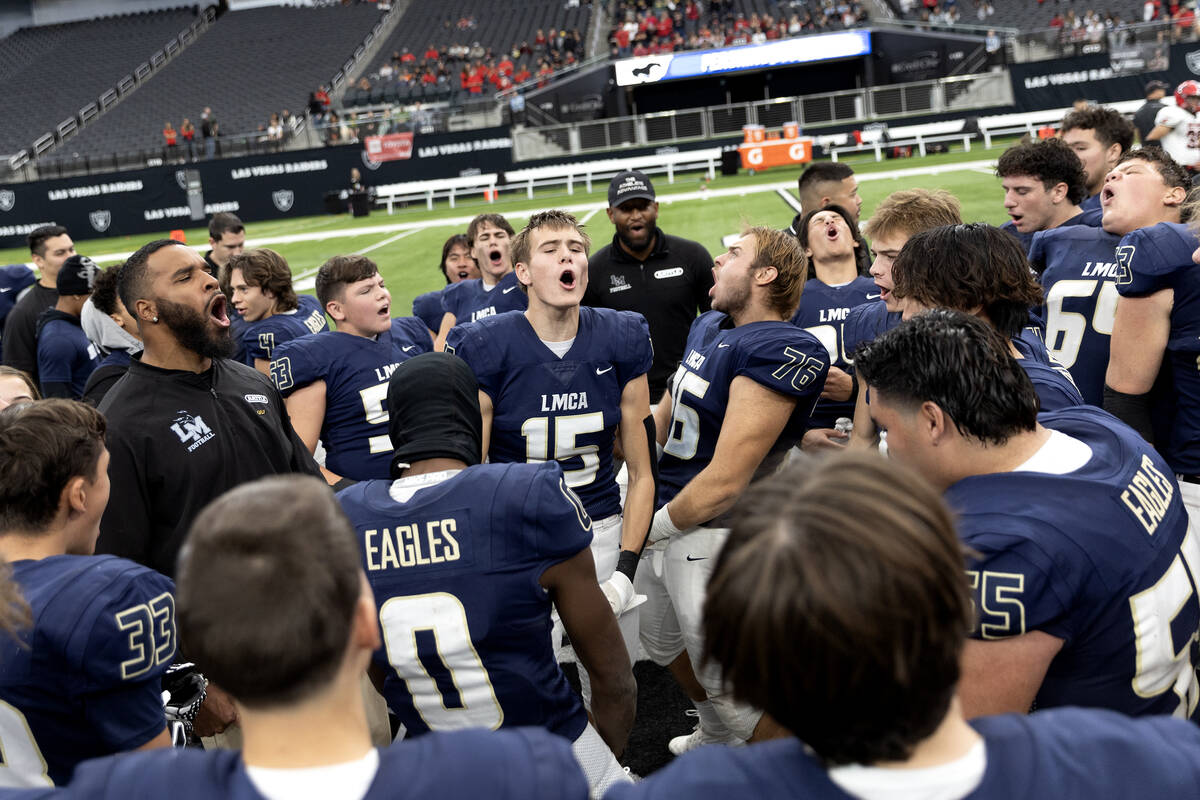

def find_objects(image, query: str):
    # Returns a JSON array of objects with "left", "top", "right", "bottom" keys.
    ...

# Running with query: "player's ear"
[
  {"left": 753, "top": 264, "right": 778, "bottom": 286},
  {"left": 1049, "top": 181, "right": 1069, "bottom": 203},
  {"left": 1164, "top": 184, "right": 1188, "bottom": 207},
  {"left": 514, "top": 261, "right": 532, "bottom": 287},
  {"left": 351, "top": 573, "right": 381, "bottom": 652},
  {"left": 922, "top": 400, "right": 949, "bottom": 444},
  {"left": 134, "top": 298, "right": 156, "bottom": 326},
  {"left": 325, "top": 298, "right": 346, "bottom": 323},
  {"left": 63, "top": 476, "right": 88, "bottom": 516}
]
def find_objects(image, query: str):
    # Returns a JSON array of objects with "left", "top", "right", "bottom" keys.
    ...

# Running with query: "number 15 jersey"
[
  {"left": 336, "top": 461, "right": 591, "bottom": 741},
  {"left": 659, "top": 311, "right": 828, "bottom": 515}
]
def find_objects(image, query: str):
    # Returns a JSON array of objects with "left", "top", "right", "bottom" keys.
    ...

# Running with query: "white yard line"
[{"left": 59, "top": 158, "right": 999, "bottom": 268}]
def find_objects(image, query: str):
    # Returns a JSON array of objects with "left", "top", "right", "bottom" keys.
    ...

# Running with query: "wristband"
[{"left": 616, "top": 549, "right": 640, "bottom": 582}]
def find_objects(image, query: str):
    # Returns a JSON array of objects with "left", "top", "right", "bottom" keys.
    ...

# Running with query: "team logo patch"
[
  {"left": 360, "top": 150, "right": 383, "bottom": 171},
  {"left": 609, "top": 274, "right": 631, "bottom": 294},
  {"left": 170, "top": 411, "right": 214, "bottom": 452},
  {"left": 88, "top": 210, "right": 111, "bottom": 232},
  {"left": 272, "top": 190, "right": 294, "bottom": 212},
  {"left": 1115, "top": 244, "right": 1136, "bottom": 286},
  {"left": 175, "top": 170, "right": 189, "bottom": 191},
  {"left": 1187, "top": 50, "right": 1200, "bottom": 75},
  {"left": 244, "top": 393, "right": 269, "bottom": 415},
  {"left": 654, "top": 267, "right": 684, "bottom": 279},
  {"left": 0, "top": 190, "right": 14, "bottom": 212}
]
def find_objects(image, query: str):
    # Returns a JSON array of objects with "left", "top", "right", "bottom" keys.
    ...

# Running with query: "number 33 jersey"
[
  {"left": 0, "top": 556, "right": 175, "bottom": 787},
  {"left": 658, "top": 311, "right": 828, "bottom": 510},
  {"left": 945, "top": 408, "right": 1199, "bottom": 719},
  {"left": 269, "top": 318, "right": 432, "bottom": 480},
  {"left": 336, "top": 461, "right": 592, "bottom": 741},
  {"left": 447, "top": 307, "right": 652, "bottom": 520}
]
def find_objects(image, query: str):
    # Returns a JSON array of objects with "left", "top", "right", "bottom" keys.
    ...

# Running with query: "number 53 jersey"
[
  {"left": 336, "top": 461, "right": 591, "bottom": 741},
  {"left": 945, "top": 408, "right": 1200, "bottom": 719},
  {"left": 0, "top": 555, "right": 176, "bottom": 787},
  {"left": 658, "top": 311, "right": 828, "bottom": 511}
]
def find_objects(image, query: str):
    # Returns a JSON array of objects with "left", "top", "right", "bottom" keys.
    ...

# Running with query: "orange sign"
[{"left": 739, "top": 138, "right": 813, "bottom": 171}]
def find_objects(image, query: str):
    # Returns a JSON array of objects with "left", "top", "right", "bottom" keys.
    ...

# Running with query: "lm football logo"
[
  {"left": 1115, "top": 244, "right": 1136, "bottom": 286},
  {"left": 170, "top": 411, "right": 214, "bottom": 452}
]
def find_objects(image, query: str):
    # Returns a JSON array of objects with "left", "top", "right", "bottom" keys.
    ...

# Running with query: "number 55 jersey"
[
  {"left": 0, "top": 556, "right": 175, "bottom": 787},
  {"left": 336, "top": 460, "right": 591, "bottom": 740},
  {"left": 945, "top": 407, "right": 1200, "bottom": 719},
  {"left": 658, "top": 311, "right": 828, "bottom": 513}
]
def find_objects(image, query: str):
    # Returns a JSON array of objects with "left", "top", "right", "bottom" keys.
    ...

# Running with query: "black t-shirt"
[
  {"left": 1135, "top": 100, "right": 1167, "bottom": 144},
  {"left": 2, "top": 283, "right": 58, "bottom": 385},
  {"left": 582, "top": 229, "right": 713, "bottom": 399}
]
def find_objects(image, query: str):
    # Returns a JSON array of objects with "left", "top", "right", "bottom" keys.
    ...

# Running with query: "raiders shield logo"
[
  {"left": 0, "top": 190, "right": 13, "bottom": 212},
  {"left": 175, "top": 170, "right": 188, "bottom": 191},
  {"left": 89, "top": 210, "right": 111, "bottom": 232},
  {"left": 272, "top": 190, "right": 294, "bottom": 212},
  {"left": 1188, "top": 50, "right": 1200, "bottom": 75},
  {"left": 360, "top": 150, "right": 382, "bottom": 171}
]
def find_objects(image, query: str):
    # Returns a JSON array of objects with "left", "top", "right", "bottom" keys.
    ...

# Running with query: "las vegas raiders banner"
[{"left": 0, "top": 127, "right": 515, "bottom": 248}]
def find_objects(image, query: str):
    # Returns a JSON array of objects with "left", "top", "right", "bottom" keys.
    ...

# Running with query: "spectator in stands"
[
  {"left": 181, "top": 117, "right": 196, "bottom": 160},
  {"left": 1135, "top": 81, "right": 1170, "bottom": 145},
  {"left": 1059, "top": 106, "right": 1135, "bottom": 212},
  {"left": 81, "top": 265, "right": 142, "bottom": 407},
  {"left": 996, "top": 138, "right": 1093, "bottom": 254},
  {"left": 36, "top": 255, "right": 99, "bottom": 400},
  {"left": 201, "top": 107, "right": 216, "bottom": 160},
  {"left": 163, "top": 121, "right": 178, "bottom": 151},
  {"left": 4, "top": 225, "right": 75, "bottom": 388}
]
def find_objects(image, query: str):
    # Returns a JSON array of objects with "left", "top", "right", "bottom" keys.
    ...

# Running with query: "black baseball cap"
[
  {"left": 1146, "top": 80, "right": 1170, "bottom": 95},
  {"left": 608, "top": 170, "right": 656, "bottom": 207},
  {"left": 57, "top": 254, "right": 98, "bottom": 296}
]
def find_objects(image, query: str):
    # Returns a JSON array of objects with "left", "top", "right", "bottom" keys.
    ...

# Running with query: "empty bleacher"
[
  {"left": 0, "top": 7, "right": 201, "bottom": 156},
  {"left": 53, "top": 3, "right": 384, "bottom": 161}
]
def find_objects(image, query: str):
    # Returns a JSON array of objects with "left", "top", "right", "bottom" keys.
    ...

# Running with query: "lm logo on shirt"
[{"left": 171, "top": 411, "right": 214, "bottom": 452}]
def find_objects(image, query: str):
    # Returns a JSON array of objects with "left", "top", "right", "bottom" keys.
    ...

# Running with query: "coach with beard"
[{"left": 97, "top": 239, "right": 318, "bottom": 580}]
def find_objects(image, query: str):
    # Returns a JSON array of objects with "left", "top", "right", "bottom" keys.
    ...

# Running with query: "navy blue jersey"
[
  {"left": 1020, "top": 357, "right": 1084, "bottom": 411},
  {"left": 1001, "top": 206, "right": 1103, "bottom": 256},
  {"left": 269, "top": 317, "right": 432, "bottom": 480},
  {"left": 440, "top": 272, "right": 528, "bottom": 326},
  {"left": 412, "top": 288, "right": 447, "bottom": 333},
  {"left": 0, "top": 264, "right": 36, "bottom": 357},
  {"left": 337, "top": 461, "right": 591, "bottom": 740},
  {"left": 789, "top": 276, "right": 877, "bottom": 428},
  {"left": 1028, "top": 225, "right": 1123, "bottom": 405},
  {"left": 0, "top": 556, "right": 175, "bottom": 787},
  {"left": 36, "top": 316, "right": 99, "bottom": 398},
  {"left": 658, "top": 312, "right": 828, "bottom": 513},
  {"left": 238, "top": 294, "right": 327, "bottom": 366},
  {"left": 945, "top": 408, "right": 1199, "bottom": 718},
  {"left": 1116, "top": 222, "right": 1200, "bottom": 474},
  {"left": 45, "top": 727, "right": 587, "bottom": 800},
  {"left": 604, "top": 708, "right": 1200, "bottom": 800},
  {"left": 447, "top": 308, "right": 653, "bottom": 519},
  {"left": 841, "top": 300, "right": 900, "bottom": 364},
  {"left": 1081, "top": 191, "right": 1103, "bottom": 213}
]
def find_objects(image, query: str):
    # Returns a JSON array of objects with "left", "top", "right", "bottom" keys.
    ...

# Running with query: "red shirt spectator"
[
  {"left": 536, "top": 62, "right": 552, "bottom": 87},
  {"left": 425, "top": 45, "right": 439, "bottom": 60},
  {"left": 163, "top": 122, "right": 177, "bottom": 147},
  {"left": 180, "top": 119, "right": 195, "bottom": 142},
  {"left": 686, "top": 1, "right": 700, "bottom": 21},
  {"left": 1179, "top": 6, "right": 1195, "bottom": 28},
  {"left": 643, "top": 13, "right": 658, "bottom": 33},
  {"left": 400, "top": 50, "right": 416, "bottom": 63},
  {"left": 1049, "top": 12, "right": 1064, "bottom": 26},
  {"left": 633, "top": 41, "right": 651, "bottom": 56},
  {"left": 514, "top": 66, "right": 532, "bottom": 83},
  {"left": 659, "top": 14, "right": 673, "bottom": 36},
  {"left": 615, "top": 27, "right": 631, "bottom": 49},
  {"left": 421, "top": 71, "right": 437, "bottom": 85},
  {"left": 315, "top": 87, "right": 331, "bottom": 107},
  {"left": 497, "top": 57, "right": 514, "bottom": 75},
  {"left": 465, "top": 73, "right": 483, "bottom": 93},
  {"left": 535, "top": 28, "right": 547, "bottom": 47}
]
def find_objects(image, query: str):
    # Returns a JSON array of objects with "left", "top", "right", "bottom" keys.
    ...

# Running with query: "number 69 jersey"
[
  {"left": 269, "top": 317, "right": 432, "bottom": 480},
  {"left": 658, "top": 311, "right": 829, "bottom": 511},
  {"left": 0, "top": 555, "right": 175, "bottom": 787},
  {"left": 446, "top": 307, "right": 652, "bottom": 520},
  {"left": 336, "top": 460, "right": 592, "bottom": 741},
  {"left": 945, "top": 408, "right": 1200, "bottom": 719},
  {"left": 1028, "top": 225, "right": 1123, "bottom": 406}
]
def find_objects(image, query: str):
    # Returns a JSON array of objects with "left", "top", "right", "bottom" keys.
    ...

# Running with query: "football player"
[
  {"left": 227, "top": 249, "right": 327, "bottom": 374},
  {"left": 446, "top": 210, "right": 655, "bottom": 653},
  {"left": 891, "top": 224, "right": 1084, "bottom": 411},
  {"left": 787, "top": 205, "right": 874, "bottom": 451},
  {"left": 337, "top": 352, "right": 636, "bottom": 796},
  {"left": 844, "top": 188, "right": 963, "bottom": 447},
  {"left": 412, "top": 233, "right": 480, "bottom": 335},
  {"left": 996, "top": 138, "right": 1099, "bottom": 255},
  {"left": 1145, "top": 80, "right": 1200, "bottom": 171},
  {"left": 32, "top": 474, "right": 589, "bottom": 799},
  {"left": 1030, "top": 148, "right": 1189, "bottom": 405},
  {"left": 1059, "top": 105, "right": 1135, "bottom": 212},
  {"left": 0, "top": 400, "right": 174, "bottom": 787},
  {"left": 608, "top": 451, "right": 1200, "bottom": 800},
  {"left": 857, "top": 310, "right": 1199, "bottom": 719},
  {"left": 269, "top": 255, "right": 431, "bottom": 484},
  {"left": 645, "top": 226, "right": 829, "bottom": 752},
  {"left": 434, "top": 214, "right": 527, "bottom": 349},
  {"left": 1105, "top": 207, "right": 1200, "bottom": 528}
]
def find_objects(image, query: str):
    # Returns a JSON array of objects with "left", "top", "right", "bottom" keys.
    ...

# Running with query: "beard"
[
  {"left": 712, "top": 279, "right": 751, "bottom": 318},
  {"left": 156, "top": 297, "right": 233, "bottom": 360}
]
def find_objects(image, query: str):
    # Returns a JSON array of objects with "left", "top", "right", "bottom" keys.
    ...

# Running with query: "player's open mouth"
[
  {"left": 559, "top": 269, "right": 577, "bottom": 290},
  {"left": 876, "top": 283, "right": 890, "bottom": 301},
  {"left": 209, "top": 295, "right": 230, "bottom": 327},
  {"left": 488, "top": 249, "right": 503, "bottom": 266},
  {"left": 378, "top": 304, "right": 390, "bottom": 317},
  {"left": 456, "top": 269, "right": 472, "bottom": 279},
  {"left": 825, "top": 225, "right": 840, "bottom": 240},
  {"left": 1101, "top": 186, "right": 1115, "bottom": 204}
]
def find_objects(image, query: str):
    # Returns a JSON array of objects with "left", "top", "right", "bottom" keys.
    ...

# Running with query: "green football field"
[{"left": 0, "top": 143, "right": 1016, "bottom": 318}]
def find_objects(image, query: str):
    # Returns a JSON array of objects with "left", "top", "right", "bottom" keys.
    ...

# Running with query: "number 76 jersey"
[
  {"left": 946, "top": 408, "right": 1200, "bottom": 720},
  {"left": 658, "top": 312, "right": 828, "bottom": 509}
]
